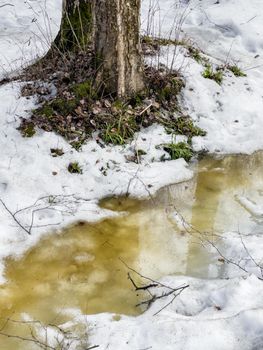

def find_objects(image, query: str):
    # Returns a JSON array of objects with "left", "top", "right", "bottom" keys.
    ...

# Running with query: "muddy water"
[{"left": 0, "top": 152, "right": 263, "bottom": 348}]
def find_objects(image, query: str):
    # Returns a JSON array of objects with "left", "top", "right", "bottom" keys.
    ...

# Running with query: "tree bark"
[
  {"left": 54, "top": 0, "right": 145, "bottom": 97},
  {"left": 54, "top": 0, "right": 92, "bottom": 52},
  {"left": 94, "top": 0, "right": 145, "bottom": 97}
]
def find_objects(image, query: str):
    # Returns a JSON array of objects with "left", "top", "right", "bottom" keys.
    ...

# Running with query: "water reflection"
[{"left": 0, "top": 152, "right": 263, "bottom": 348}]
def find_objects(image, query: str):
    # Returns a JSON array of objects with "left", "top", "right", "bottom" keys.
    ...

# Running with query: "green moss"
[
  {"left": 20, "top": 123, "right": 36, "bottom": 138},
  {"left": 163, "top": 142, "right": 193, "bottom": 162},
  {"left": 51, "top": 98, "right": 78, "bottom": 115},
  {"left": 35, "top": 98, "right": 78, "bottom": 118},
  {"left": 112, "top": 100, "right": 124, "bottom": 110},
  {"left": 68, "top": 161, "right": 82, "bottom": 174},
  {"left": 54, "top": 2, "right": 92, "bottom": 52},
  {"left": 202, "top": 65, "right": 223, "bottom": 85},
  {"left": 36, "top": 105, "right": 54, "bottom": 118},
  {"left": 228, "top": 65, "right": 247, "bottom": 77},
  {"left": 71, "top": 80, "right": 96, "bottom": 99}
]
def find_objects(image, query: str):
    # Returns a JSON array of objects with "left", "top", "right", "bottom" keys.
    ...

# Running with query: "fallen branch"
[
  {"left": 128, "top": 272, "right": 158, "bottom": 290},
  {"left": 120, "top": 258, "right": 189, "bottom": 314}
]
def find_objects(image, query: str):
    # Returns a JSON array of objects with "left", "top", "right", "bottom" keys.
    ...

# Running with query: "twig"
[
  {"left": 0, "top": 331, "right": 55, "bottom": 350},
  {"left": 153, "top": 285, "right": 188, "bottom": 316},
  {"left": 120, "top": 259, "right": 189, "bottom": 313},
  {"left": 120, "top": 258, "right": 176, "bottom": 291},
  {"left": 128, "top": 272, "right": 158, "bottom": 290},
  {"left": 0, "top": 198, "right": 31, "bottom": 235},
  {"left": 170, "top": 204, "right": 263, "bottom": 280},
  {"left": 0, "top": 3, "right": 14, "bottom": 8},
  {"left": 138, "top": 103, "right": 152, "bottom": 116}
]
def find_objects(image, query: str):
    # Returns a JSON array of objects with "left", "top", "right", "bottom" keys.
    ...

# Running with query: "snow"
[
  {"left": 0, "top": 0, "right": 62, "bottom": 78},
  {"left": 64, "top": 275, "right": 263, "bottom": 350},
  {"left": 182, "top": 0, "right": 263, "bottom": 154},
  {"left": 142, "top": 0, "right": 263, "bottom": 154},
  {"left": 0, "top": 0, "right": 263, "bottom": 349}
]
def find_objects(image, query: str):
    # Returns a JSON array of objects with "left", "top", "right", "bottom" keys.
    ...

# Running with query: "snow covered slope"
[
  {"left": 182, "top": 0, "right": 263, "bottom": 154},
  {"left": 142, "top": 0, "right": 263, "bottom": 154}
]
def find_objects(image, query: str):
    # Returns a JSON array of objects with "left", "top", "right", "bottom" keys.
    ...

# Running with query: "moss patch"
[
  {"left": 54, "top": 1, "right": 92, "bottom": 52},
  {"left": 71, "top": 80, "right": 96, "bottom": 99},
  {"left": 18, "top": 121, "right": 36, "bottom": 138}
]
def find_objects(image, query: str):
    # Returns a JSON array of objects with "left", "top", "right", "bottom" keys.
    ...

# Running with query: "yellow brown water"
[{"left": 0, "top": 152, "right": 263, "bottom": 348}]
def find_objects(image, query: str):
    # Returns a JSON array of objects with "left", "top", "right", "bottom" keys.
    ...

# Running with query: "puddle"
[{"left": 0, "top": 152, "right": 263, "bottom": 348}]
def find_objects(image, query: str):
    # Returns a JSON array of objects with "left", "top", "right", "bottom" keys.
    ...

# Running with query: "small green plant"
[
  {"left": 36, "top": 98, "right": 79, "bottom": 118},
  {"left": 188, "top": 46, "right": 202, "bottom": 63},
  {"left": 68, "top": 161, "right": 82, "bottom": 174},
  {"left": 202, "top": 65, "right": 223, "bottom": 85},
  {"left": 101, "top": 115, "right": 138, "bottom": 145},
  {"left": 163, "top": 116, "right": 206, "bottom": 138},
  {"left": 227, "top": 65, "right": 246, "bottom": 77},
  {"left": 136, "top": 149, "right": 147, "bottom": 156},
  {"left": 163, "top": 142, "right": 193, "bottom": 162},
  {"left": 51, "top": 98, "right": 78, "bottom": 115},
  {"left": 102, "top": 124, "right": 126, "bottom": 145},
  {"left": 19, "top": 122, "right": 36, "bottom": 137},
  {"left": 70, "top": 140, "right": 85, "bottom": 151}
]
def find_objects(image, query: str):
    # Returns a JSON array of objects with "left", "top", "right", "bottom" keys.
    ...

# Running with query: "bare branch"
[
  {"left": 0, "top": 331, "right": 55, "bottom": 350},
  {"left": 0, "top": 198, "right": 31, "bottom": 235},
  {"left": 120, "top": 259, "right": 189, "bottom": 314}
]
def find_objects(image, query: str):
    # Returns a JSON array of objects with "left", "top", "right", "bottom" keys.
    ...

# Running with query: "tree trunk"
[
  {"left": 94, "top": 0, "right": 145, "bottom": 97},
  {"left": 54, "top": 0, "right": 92, "bottom": 52},
  {"left": 54, "top": 0, "right": 144, "bottom": 97}
]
